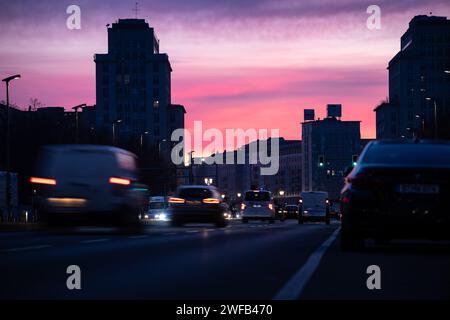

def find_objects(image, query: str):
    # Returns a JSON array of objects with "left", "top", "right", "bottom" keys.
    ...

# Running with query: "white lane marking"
[
  {"left": 81, "top": 238, "right": 109, "bottom": 244},
  {"left": 128, "top": 235, "right": 148, "bottom": 239},
  {"left": 273, "top": 227, "right": 341, "bottom": 300},
  {"left": 3, "top": 245, "right": 52, "bottom": 253}
]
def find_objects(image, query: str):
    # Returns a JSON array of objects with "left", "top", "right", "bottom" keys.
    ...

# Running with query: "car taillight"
[
  {"left": 202, "top": 198, "right": 220, "bottom": 204},
  {"left": 241, "top": 203, "right": 246, "bottom": 210},
  {"left": 268, "top": 203, "right": 273, "bottom": 210},
  {"left": 346, "top": 174, "right": 377, "bottom": 189},
  {"left": 109, "top": 177, "right": 131, "bottom": 185},
  {"left": 169, "top": 197, "right": 185, "bottom": 204},
  {"left": 30, "top": 177, "right": 57, "bottom": 185}
]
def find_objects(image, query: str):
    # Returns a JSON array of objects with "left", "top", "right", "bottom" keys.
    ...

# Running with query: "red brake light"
[
  {"left": 109, "top": 177, "right": 131, "bottom": 185},
  {"left": 30, "top": 177, "right": 56, "bottom": 185},
  {"left": 169, "top": 197, "right": 185, "bottom": 204},
  {"left": 202, "top": 198, "right": 220, "bottom": 204}
]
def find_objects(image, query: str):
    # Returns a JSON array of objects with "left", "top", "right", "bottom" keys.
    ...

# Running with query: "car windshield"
[
  {"left": 362, "top": 144, "right": 450, "bottom": 166},
  {"left": 179, "top": 188, "right": 213, "bottom": 199},
  {"left": 149, "top": 202, "right": 166, "bottom": 209},
  {"left": 245, "top": 191, "right": 271, "bottom": 201},
  {"left": 44, "top": 150, "right": 117, "bottom": 179}
]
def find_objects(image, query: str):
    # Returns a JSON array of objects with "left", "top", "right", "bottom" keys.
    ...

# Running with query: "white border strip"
[{"left": 273, "top": 227, "right": 340, "bottom": 300}]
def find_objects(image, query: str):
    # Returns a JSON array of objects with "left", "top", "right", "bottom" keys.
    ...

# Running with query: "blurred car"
[
  {"left": 31, "top": 145, "right": 144, "bottom": 228},
  {"left": 298, "top": 191, "right": 330, "bottom": 224},
  {"left": 340, "top": 140, "right": 450, "bottom": 251},
  {"left": 241, "top": 190, "right": 276, "bottom": 223},
  {"left": 284, "top": 204, "right": 299, "bottom": 219},
  {"left": 145, "top": 196, "right": 170, "bottom": 221},
  {"left": 169, "top": 185, "right": 228, "bottom": 227},
  {"left": 274, "top": 203, "right": 287, "bottom": 221},
  {"left": 329, "top": 201, "right": 341, "bottom": 220}
]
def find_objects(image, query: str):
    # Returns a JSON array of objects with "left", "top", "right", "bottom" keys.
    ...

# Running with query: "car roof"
[{"left": 369, "top": 139, "right": 450, "bottom": 147}]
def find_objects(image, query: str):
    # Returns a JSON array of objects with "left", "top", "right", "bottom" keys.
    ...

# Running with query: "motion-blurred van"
[{"left": 31, "top": 145, "right": 144, "bottom": 227}]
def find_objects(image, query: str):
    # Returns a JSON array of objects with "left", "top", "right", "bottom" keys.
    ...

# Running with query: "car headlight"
[
  {"left": 144, "top": 214, "right": 149, "bottom": 219},
  {"left": 159, "top": 213, "right": 167, "bottom": 220}
]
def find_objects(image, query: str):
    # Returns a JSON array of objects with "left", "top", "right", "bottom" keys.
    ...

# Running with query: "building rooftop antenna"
[{"left": 133, "top": 2, "right": 139, "bottom": 19}]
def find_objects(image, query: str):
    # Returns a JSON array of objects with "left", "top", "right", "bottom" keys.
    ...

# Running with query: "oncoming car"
[{"left": 145, "top": 196, "right": 170, "bottom": 221}]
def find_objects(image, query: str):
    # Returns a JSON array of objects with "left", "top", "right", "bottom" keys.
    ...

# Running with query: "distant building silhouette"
[
  {"left": 301, "top": 105, "right": 362, "bottom": 200},
  {"left": 94, "top": 18, "right": 185, "bottom": 150},
  {"left": 375, "top": 15, "right": 450, "bottom": 139}
]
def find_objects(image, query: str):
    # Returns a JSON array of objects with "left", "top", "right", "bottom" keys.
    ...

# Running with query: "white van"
[
  {"left": 32, "top": 145, "right": 144, "bottom": 227},
  {"left": 146, "top": 196, "right": 170, "bottom": 221},
  {"left": 241, "top": 190, "right": 276, "bottom": 223},
  {"left": 299, "top": 191, "right": 330, "bottom": 224}
]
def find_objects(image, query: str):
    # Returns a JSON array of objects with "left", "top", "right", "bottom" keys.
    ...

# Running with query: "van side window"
[{"left": 116, "top": 153, "right": 136, "bottom": 171}]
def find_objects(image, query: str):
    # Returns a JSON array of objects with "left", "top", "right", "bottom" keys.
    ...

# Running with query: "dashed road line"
[{"left": 273, "top": 227, "right": 340, "bottom": 300}]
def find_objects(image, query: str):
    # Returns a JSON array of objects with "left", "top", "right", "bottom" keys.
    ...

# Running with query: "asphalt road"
[{"left": 0, "top": 219, "right": 449, "bottom": 299}]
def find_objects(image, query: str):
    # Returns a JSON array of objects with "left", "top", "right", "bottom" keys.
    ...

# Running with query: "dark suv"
[{"left": 341, "top": 140, "right": 450, "bottom": 250}]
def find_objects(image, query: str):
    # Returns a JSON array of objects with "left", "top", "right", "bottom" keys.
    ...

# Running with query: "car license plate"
[
  {"left": 396, "top": 184, "right": 439, "bottom": 194},
  {"left": 253, "top": 204, "right": 262, "bottom": 208},
  {"left": 186, "top": 200, "right": 201, "bottom": 205}
]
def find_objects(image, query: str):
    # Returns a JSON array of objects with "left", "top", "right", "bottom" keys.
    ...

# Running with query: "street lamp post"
[
  {"left": 140, "top": 131, "right": 149, "bottom": 156},
  {"left": 425, "top": 97, "right": 438, "bottom": 138},
  {"left": 158, "top": 138, "right": 167, "bottom": 160},
  {"left": 415, "top": 114, "right": 425, "bottom": 137},
  {"left": 72, "top": 103, "right": 86, "bottom": 143},
  {"left": 2, "top": 74, "right": 21, "bottom": 221},
  {"left": 112, "top": 119, "right": 122, "bottom": 145}
]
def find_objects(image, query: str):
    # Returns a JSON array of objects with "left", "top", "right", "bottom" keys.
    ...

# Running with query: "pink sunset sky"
[{"left": 1, "top": 0, "right": 449, "bottom": 142}]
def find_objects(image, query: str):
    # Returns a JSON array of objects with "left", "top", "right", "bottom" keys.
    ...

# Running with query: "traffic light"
[
  {"left": 318, "top": 155, "right": 325, "bottom": 167},
  {"left": 352, "top": 155, "right": 358, "bottom": 167}
]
